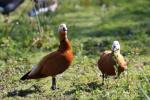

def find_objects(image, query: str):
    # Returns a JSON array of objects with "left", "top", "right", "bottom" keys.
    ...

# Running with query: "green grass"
[{"left": 0, "top": 0, "right": 150, "bottom": 99}]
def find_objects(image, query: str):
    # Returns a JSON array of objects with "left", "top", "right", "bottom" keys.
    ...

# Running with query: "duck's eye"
[
  {"left": 63, "top": 27, "right": 65, "bottom": 31},
  {"left": 63, "top": 27, "right": 67, "bottom": 31}
]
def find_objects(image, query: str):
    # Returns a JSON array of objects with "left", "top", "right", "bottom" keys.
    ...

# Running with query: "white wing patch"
[{"left": 29, "top": 66, "right": 40, "bottom": 76}]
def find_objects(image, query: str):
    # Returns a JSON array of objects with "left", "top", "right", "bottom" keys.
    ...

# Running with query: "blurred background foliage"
[{"left": 0, "top": 0, "right": 150, "bottom": 99}]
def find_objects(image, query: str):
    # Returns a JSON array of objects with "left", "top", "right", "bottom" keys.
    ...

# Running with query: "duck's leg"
[
  {"left": 3, "top": 15, "right": 9, "bottom": 37},
  {"left": 4, "top": 15, "right": 9, "bottom": 23},
  {"left": 101, "top": 73, "right": 105, "bottom": 85},
  {"left": 51, "top": 76, "right": 58, "bottom": 90}
]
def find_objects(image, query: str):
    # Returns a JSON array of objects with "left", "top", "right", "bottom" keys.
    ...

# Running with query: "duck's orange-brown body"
[
  {"left": 21, "top": 39, "right": 73, "bottom": 80},
  {"left": 98, "top": 50, "right": 127, "bottom": 76}
]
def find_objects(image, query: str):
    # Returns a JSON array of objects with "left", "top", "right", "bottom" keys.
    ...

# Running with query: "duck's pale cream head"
[
  {"left": 112, "top": 41, "right": 120, "bottom": 52},
  {"left": 58, "top": 23, "right": 68, "bottom": 40},
  {"left": 58, "top": 23, "right": 67, "bottom": 33}
]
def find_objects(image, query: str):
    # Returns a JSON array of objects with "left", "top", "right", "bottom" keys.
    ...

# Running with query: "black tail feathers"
[{"left": 20, "top": 71, "right": 30, "bottom": 80}]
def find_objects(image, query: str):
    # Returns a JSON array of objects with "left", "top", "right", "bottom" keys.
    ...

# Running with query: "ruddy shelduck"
[
  {"left": 98, "top": 41, "right": 127, "bottom": 84},
  {"left": 21, "top": 23, "right": 74, "bottom": 90}
]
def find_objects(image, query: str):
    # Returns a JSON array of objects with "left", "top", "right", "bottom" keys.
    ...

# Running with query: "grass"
[{"left": 0, "top": 0, "right": 150, "bottom": 99}]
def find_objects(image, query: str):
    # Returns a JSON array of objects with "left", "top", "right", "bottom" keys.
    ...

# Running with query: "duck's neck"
[
  {"left": 58, "top": 37, "right": 71, "bottom": 52},
  {"left": 112, "top": 50, "right": 120, "bottom": 59}
]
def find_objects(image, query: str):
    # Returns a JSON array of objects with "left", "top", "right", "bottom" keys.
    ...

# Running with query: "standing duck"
[
  {"left": 28, "top": 0, "right": 58, "bottom": 16},
  {"left": 0, "top": 0, "right": 24, "bottom": 19},
  {"left": 97, "top": 41, "right": 127, "bottom": 84},
  {"left": 0, "top": 0, "right": 24, "bottom": 15},
  {"left": 21, "top": 23, "right": 74, "bottom": 90}
]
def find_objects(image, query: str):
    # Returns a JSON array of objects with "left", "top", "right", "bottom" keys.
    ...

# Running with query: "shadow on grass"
[
  {"left": 64, "top": 82, "right": 103, "bottom": 95},
  {"left": 7, "top": 85, "right": 41, "bottom": 97}
]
